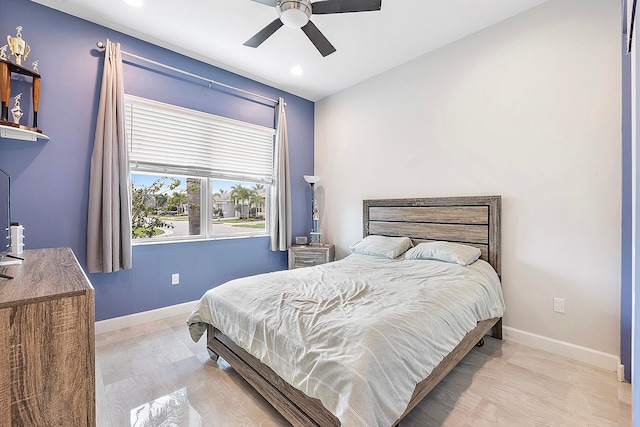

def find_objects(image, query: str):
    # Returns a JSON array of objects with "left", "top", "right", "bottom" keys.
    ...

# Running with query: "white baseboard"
[
  {"left": 95, "top": 300, "right": 199, "bottom": 335},
  {"left": 503, "top": 326, "right": 620, "bottom": 373}
]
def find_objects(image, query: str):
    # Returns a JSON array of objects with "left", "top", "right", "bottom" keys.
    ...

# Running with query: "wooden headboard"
[{"left": 363, "top": 196, "right": 501, "bottom": 276}]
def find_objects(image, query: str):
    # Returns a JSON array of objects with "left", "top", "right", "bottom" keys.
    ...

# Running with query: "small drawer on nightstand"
[{"left": 288, "top": 244, "right": 335, "bottom": 269}]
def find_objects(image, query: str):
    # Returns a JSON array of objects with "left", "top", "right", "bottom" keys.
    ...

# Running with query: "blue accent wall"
[
  {"left": 0, "top": 0, "right": 315, "bottom": 320},
  {"left": 621, "top": 5, "right": 632, "bottom": 383}
]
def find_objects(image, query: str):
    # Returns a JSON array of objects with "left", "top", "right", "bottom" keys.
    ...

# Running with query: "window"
[{"left": 126, "top": 95, "right": 275, "bottom": 242}]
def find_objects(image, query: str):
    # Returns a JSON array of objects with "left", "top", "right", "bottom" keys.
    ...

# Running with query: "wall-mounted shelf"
[
  {"left": 0, "top": 124, "right": 48, "bottom": 141},
  {"left": 1, "top": 58, "right": 44, "bottom": 140}
]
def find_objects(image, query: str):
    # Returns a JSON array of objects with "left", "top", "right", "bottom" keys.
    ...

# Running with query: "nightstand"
[{"left": 288, "top": 244, "right": 335, "bottom": 269}]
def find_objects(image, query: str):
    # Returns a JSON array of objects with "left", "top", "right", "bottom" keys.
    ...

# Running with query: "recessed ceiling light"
[
  {"left": 290, "top": 66, "right": 303, "bottom": 76},
  {"left": 123, "top": 0, "right": 143, "bottom": 7}
]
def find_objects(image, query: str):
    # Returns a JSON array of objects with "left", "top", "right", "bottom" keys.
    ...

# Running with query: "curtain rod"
[{"left": 96, "top": 41, "right": 281, "bottom": 106}]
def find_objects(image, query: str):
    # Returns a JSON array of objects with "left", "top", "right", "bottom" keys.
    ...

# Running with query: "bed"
[{"left": 187, "top": 195, "right": 503, "bottom": 426}]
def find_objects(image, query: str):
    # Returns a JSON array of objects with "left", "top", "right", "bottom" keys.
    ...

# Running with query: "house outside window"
[{"left": 126, "top": 95, "right": 275, "bottom": 243}]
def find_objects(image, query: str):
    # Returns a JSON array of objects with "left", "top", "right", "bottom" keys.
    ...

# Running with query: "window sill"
[{"left": 131, "top": 233, "right": 270, "bottom": 247}]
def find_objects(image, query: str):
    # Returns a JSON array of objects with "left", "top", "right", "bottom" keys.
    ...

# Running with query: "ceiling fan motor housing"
[{"left": 277, "top": 0, "right": 312, "bottom": 28}]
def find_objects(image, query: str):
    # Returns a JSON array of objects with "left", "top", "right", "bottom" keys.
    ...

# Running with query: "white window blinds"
[{"left": 124, "top": 95, "right": 276, "bottom": 184}]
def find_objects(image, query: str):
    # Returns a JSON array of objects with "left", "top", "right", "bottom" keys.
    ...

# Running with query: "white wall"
[{"left": 315, "top": 0, "right": 621, "bottom": 362}]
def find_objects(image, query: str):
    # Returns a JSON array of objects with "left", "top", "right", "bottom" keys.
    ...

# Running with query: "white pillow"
[
  {"left": 404, "top": 241, "right": 481, "bottom": 265},
  {"left": 349, "top": 235, "right": 413, "bottom": 259}
]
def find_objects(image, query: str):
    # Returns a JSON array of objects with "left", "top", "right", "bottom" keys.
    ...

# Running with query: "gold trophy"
[{"left": 7, "top": 26, "right": 30, "bottom": 66}]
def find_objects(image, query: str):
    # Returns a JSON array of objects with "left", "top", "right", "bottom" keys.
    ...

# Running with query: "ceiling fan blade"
[
  {"left": 301, "top": 21, "right": 336, "bottom": 57},
  {"left": 311, "top": 0, "right": 382, "bottom": 14},
  {"left": 248, "top": 0, "right": 277, "bottom": 6},
  {"left": 244, "top": 19, "right": 284, "bottom": 48}
]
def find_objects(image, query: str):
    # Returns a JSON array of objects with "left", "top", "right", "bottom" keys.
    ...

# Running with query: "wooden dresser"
[{"left": 0, "top": 247, "right": 95, "bottom": 426}]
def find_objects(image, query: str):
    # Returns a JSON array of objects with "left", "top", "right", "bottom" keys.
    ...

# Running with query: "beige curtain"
[
  {"left": 87, "top": 40, "right": 132, "bottom": 272},
  {"left": 270, "top": 98, "right": 291, "bottom": 251}
]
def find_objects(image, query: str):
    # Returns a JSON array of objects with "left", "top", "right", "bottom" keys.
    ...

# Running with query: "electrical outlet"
[
  {"left": 171, "top": 273, "right": 179, "bottom": 285},
  {"left": 553, "top": 297, "right": 565, "bottom": 313}
]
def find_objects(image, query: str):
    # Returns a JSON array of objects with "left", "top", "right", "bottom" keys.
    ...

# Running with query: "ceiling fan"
[{"left": 244, "top": 0, "right": 382, "bottom": 57}]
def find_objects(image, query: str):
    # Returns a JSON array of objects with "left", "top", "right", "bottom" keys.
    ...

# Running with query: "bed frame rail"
[{"left": 207, "top": 325, "right": 340, "bottom": 427}]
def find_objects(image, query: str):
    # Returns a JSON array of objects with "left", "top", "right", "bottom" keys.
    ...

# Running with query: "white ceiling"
[{"left": 31, "top": 0, "right": 550, "bottom": 101}]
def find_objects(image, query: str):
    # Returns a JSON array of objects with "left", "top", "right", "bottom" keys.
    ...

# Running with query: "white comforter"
[{"left": 187, "top": 254, "right": 505, "bottom": 427}]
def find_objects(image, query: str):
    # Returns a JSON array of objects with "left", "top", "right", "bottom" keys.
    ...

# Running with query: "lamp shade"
[{"left": 304, "top": 175, "right": 321, "bottom": 185}]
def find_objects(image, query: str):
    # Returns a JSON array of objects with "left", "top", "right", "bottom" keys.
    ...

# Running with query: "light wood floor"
[{"left": 95, "top": 315, "right": 631, "bottom": 426}]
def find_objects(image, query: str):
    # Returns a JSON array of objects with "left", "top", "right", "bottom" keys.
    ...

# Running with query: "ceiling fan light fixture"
[{"left": 277, "top": 0, "right": 312, "bottom": 28}]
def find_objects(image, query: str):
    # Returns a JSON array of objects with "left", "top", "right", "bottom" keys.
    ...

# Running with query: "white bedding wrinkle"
[{"left": 187, "top": 254, "right": 505, "bottom": 427}]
